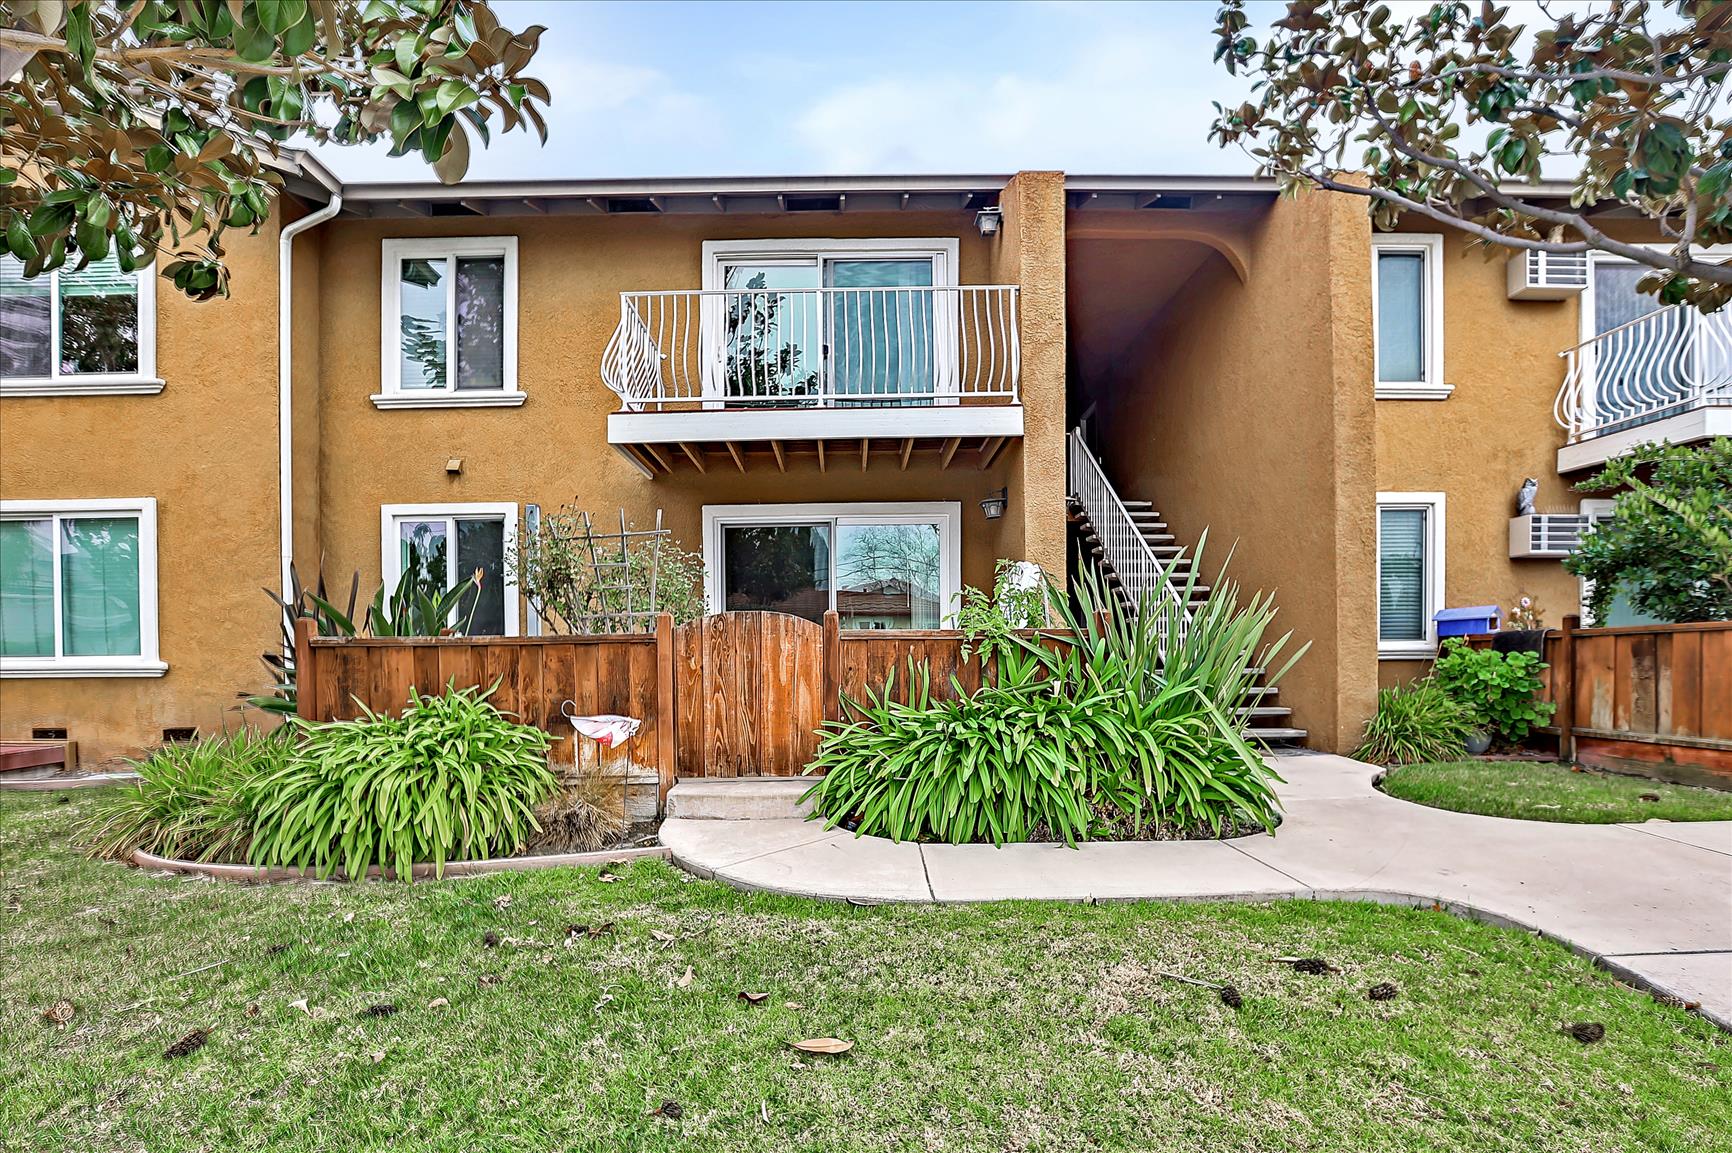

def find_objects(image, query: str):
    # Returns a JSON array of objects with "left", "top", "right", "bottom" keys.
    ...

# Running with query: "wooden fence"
[
  {"left": 1473, "top": 617, "right": 1732, "bottom": 789},
  {"left": 292, "top": 611, "right": 1072, "bottom": 808}
]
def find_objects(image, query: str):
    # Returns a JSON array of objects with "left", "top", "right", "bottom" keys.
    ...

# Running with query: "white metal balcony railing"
[
  {"left": 1554, "top": 305, "right": 1732, "bottom": 439},
  {"left": 601, "top": 285, "right": 1019, "bottom": 411},
  {"left": 1065, "top": 428, "right": 1190, "bottom": 632}
]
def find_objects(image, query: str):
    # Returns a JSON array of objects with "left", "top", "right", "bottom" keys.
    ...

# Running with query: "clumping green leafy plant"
[
  {"left": 1433, "top": 639, "right": 1557, "bottom": 744},
  {"left": 805, "top": 538, "right": 1302, "bottom": 844},
  {"left": 246, "top": 683, "right": 558, "bottom": 879},
  {"left": 78, "top": 730, "right": 288, "bottom": 862},
  {"left": 1566, "top": 439, "right": 1732, "bottom": 623},
  {"left": 1354, "top": 680, "right": 1477, "bottom": 766},
  {"left": 804, "top": 645, "right": 1114, "bottom": 846}
]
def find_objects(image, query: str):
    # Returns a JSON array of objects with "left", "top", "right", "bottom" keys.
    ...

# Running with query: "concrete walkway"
[{"left": 660, "top": 753, "right": 1732, "bottom": 1029}]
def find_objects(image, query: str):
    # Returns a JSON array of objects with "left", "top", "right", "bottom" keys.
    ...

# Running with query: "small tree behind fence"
[{"left": 510, "top": 507, "right": 707, "bottom": 635}]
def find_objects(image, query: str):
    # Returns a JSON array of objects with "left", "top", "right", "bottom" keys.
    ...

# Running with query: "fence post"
[
  {"left": 293, "top": 617, "right": 317, "bottom": 722},
  {"left": 1557, "top": 614, "right": 1578, "bottom": 763},
  {"left": 823, "top": 610, "right": 842, "bottom": 723},
  {"left": 655, "top": 612, "right": 676, "bottom": 811}
]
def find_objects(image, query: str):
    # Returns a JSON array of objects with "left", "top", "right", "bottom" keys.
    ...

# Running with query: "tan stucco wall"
[
  {"left": 1374, "top": 227, "right": 1585, "bottom": 662},
  {"left": 311, "top": 206, "right": 1036, "bottom": 611},
  {"left": 1088, "top": 189, "right": 1380, "bottom": 753},
  {"left": 0, "top": 226, "right": 285, "bottom": 763},
  {"left": 991, "top": 172, "right": 1068, "bottom": 580}
]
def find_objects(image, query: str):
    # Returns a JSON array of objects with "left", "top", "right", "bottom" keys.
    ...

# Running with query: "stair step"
[
  {"left": 1120, "top": 500, "right": 1154, "bottom": 510},
  {"left": 1250, "top": 727, "right": 1308, "bottom": 743},
  {"left": 1238, "top": 706, "right": 1293, "bottom": 720},
  {"left": 665, "top": 777, "right": 813, "bottom": 821}
]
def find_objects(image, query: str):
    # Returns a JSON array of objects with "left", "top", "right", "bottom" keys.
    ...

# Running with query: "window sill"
[
  {"left": 0, "top": 376, "right": 166, "bottom": 398},
  {"left": 1375, "top": 383, "right": 1454, "bottom": 401},
  {"left": 1377, "top": 647, "right": 1437, "bottom": 661},
  {"left": 0, "top": 660, "right": 169, "bottom": 679},
  {"left": 371, "top": 391, "right": 527, "bottom": 410}
]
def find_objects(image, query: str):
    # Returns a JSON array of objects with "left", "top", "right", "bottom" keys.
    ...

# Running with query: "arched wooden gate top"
[{"left": 672, "top": 612, "right": 827, "bottom": 778}]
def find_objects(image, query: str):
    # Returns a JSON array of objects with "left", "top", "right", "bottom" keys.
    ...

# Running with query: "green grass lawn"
[
  {"left": 3, "top": 792, "right": 1729, "bottom": 1153},
  {"left": 1380, "top": 760, "right": 1732, "bottom": 824}
]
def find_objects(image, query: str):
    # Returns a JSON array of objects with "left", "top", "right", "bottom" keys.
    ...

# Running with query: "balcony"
[
  {"left": 1555, "top": 306, "right": 1732, "bottom": 471},
  {"left": 602, "top": 285, "right": 1022, "bottom": 476}
]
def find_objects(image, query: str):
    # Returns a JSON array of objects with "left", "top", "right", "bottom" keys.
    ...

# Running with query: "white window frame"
[
  {"left": 379, "top": 502, "right": 520, "bottom": 635},
  {"left": 375, "top": 237, "right": 522, "bottom": 409},
  {"left": 701, "top": 501, "right": 962, "bottom": 627},
  {"left": 1376, "top": 491, "right": 1447, "bottom": 659},
  {"left": 0, "top": 260, "right": 160, "bottom": 396},
  {"left": 699, "top": 238, "right": 962, "bottom": 408},
  {"left": 1576, "top": 497, "right": 1616, "bottom": 626},
  {"left": 0, "top": 498, "right": 166, "bottom": 678},
  {"left": 1370, "top": 233, "right": 1449, "bottom": 400}
]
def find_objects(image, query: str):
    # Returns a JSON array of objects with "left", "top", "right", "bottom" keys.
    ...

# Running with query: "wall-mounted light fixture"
[
  {"left": 980, "top": 486, "right": 1008, "bottom": 520},
  {"left": 974, "top": 206, "right": 1003, "bottom": 237}
]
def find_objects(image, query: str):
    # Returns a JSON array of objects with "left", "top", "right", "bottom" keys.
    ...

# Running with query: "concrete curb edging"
[
  {"left": 130, "top": 843, "right": 670, "bottom": 883},
  {"left": 1, "top": 772, "right": 141, "bottom": 792}
]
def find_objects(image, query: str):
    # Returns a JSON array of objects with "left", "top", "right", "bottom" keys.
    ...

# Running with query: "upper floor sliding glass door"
[{"left": 703, "top": 240, "right": 958, "bottom": 408}]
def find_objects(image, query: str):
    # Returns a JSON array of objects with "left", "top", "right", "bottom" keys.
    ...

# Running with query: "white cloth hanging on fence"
[{"left": 560, "top": 703, "right": 642, "bottom": 749}]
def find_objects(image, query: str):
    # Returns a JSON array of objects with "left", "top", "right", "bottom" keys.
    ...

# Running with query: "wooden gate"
[{"left": 673, "top": 612, "right": 825, "bottom": 777}]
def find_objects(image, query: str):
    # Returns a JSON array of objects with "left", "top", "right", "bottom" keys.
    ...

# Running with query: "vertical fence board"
[
  {"left": 1627, "top": 633, "right": 1658, "bottom": 734},
  {"left": 1701, "top": 629, "right": 1732, "bottom": 742},
  {"left": 1667, "top": 630, "right": 1702, "bottom": 739}
]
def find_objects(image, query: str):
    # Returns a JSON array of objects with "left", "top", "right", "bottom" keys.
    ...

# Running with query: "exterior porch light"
[
  {"left": 974, "top": 206, "right": 1002, "bottom": 237},
  {"left": 980, "top": 487, "right": 1008, "bottom": 520}
]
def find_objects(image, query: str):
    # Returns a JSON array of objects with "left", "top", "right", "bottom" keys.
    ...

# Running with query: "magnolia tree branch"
[{"left": 1212, "top": 0, "right": 1732, "bottom": 309}]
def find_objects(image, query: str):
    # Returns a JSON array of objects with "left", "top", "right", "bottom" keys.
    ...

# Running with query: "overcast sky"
[{"left": 311, "top": 0, "right": 1271, "bottom": 182}]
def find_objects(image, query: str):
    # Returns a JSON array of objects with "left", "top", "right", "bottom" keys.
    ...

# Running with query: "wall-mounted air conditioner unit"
[
  {"left": 1509, "top": 509, "right": 1615, "bottom": 558},
  {"left": 1507, "top": 250, "right": 1589, "bottom": 300}
]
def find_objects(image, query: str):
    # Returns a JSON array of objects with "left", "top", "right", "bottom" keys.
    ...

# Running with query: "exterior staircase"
[{"left": 1065, "top": 430, "right": 1307, "bottom": 746}]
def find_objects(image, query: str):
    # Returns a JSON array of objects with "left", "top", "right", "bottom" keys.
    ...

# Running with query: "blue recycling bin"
[{"left": 1433, "top": 605, "right": 1501, "bottom": 638}]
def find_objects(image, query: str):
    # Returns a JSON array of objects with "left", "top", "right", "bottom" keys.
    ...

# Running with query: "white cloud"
[{"left": 793, "top": 28, "right": 1254, "bottom": 174}]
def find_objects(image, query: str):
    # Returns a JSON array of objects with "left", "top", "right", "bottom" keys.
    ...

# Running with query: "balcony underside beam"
[
  {"left": 609, "top": 404, "right": 1023, "bottom": 447},
  {"left": 612, "top": 433, "right": 1022, "bottom": 478}
]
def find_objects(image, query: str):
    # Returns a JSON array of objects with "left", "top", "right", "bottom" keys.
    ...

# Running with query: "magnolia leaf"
[
  {"left": 789, "top": 1037, "right": 853, "bottom": 1055},
  {"left": 738, "top": 991, "right": 770, "bottom": 1004},
  {"left": 431, "top": 119, "right": 470, "bottom": 184},
  {"left": 674, "top": 966, "right": 694, "bottom": 988}
]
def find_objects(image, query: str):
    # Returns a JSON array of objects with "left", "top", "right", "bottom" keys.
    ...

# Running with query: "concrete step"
[
  {"left": 1251, "top": 727, "right": 1309, "bottom": 744},
  {"left": 665, "top": 777, "right": 814, "bottom": 821},
  {"left": 1120, "top": 500, "right": 1154, "bottom": 511},
  {"left": 1238, "top": 706, "right": 1293, "bottom": 721}
]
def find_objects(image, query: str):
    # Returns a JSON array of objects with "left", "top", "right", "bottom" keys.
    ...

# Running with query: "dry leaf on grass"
[
  {"left": 478, "top": 974, "right": 502, "bottom": 988},
  {"left": 369, "top": 1049, "right": 386, "bottom": 1065},
  {"left": 650, "top": 929, "right": 676, "bottom": 948},
  {"left": 651, "top": 1100, "right": 683, "bottom": 1119},
  {"left": 1562, "top": 1022, "right": 1606, "bottom": 1044},
  {"left": 785, "top": 1001, "right": 804, "bottom": 1010},
  {"left": 738, "top": 991, "right": 770, "bottom": 1004},
  {"left": 493, "top": 895, "right": 513, "bottom": 910},
  {"left": 41, "top": 1000, "right": 74, "bottom": 1028},
  {"left": 482, "top": 930, "right": 501, "bottom": 948},
  {"left": 427, "top": 997, "right": 450, "bottom": 1010},
  {"left": 675, "top": 966, "right": 694, "bottom": 988},
  {"left": 789, "top": 1037, "right": 853, "bottom": 1055},
  {"left": 1367, "top": 982, "right": 1399, "bottom": 1002},
  {"left": 288, "top": 998, "right": 311, "bottom": 1016},
  {"left": 164, "top": 1029, "right": 210, "bottom": 1059},
  {"left": 359, "top": 1003, "right": 398, "bottom": 1018}
]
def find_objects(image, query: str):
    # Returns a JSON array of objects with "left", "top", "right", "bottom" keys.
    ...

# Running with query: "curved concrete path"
[{"left": 661, "top": 753, "right": 1732, "bottom": 1028}]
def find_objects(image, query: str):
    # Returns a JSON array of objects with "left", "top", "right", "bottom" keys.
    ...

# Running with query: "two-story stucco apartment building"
[{"left": 4, "top": 154, "right": 1722, "bottom": 763}]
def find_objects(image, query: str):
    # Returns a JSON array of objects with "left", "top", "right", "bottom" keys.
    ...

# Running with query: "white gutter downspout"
[{"left": 278, "top": 176, "right": 342, "bottom": 608}]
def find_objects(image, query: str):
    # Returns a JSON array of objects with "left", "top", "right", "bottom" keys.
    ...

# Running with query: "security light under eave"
[
  {"left": 974, "top": 206, "right": 1003, "bottom": 237},
  {"left": 980, "top": 487, "right": 1008, "bottom": 520}
]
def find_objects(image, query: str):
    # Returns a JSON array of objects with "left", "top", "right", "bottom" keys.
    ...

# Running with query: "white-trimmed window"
[
  {"left": 376, "top": 238, "right": 521, "bottom": 409},
  {"left": 380, "top": 503, "right": 519, "bottom": 635},
  {"left": 700, "top": 238, "right": 960, "bottom": 406},
  {"left": 0, "top": 255, "right": 159, "bottom": 396},
  {"left": 1371, "top": 233, "right": 1447, "bottom": 400},
  {"left": 0, "top": 498, "right": 165, "bottom": 677},
  {"left": 1377, "top": 492, "right": 1446, "bottom": 657},
  {"left": 702, "top": 502, "right": 961, "bottom": 629}
]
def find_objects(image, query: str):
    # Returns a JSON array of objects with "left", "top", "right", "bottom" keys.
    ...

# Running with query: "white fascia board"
[
  {"left": 608, "top": 405, "right": 1024, "bottom": 446},
  {"left": 1557, "top": 407, "right": 1732, "bottom": 473}
]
